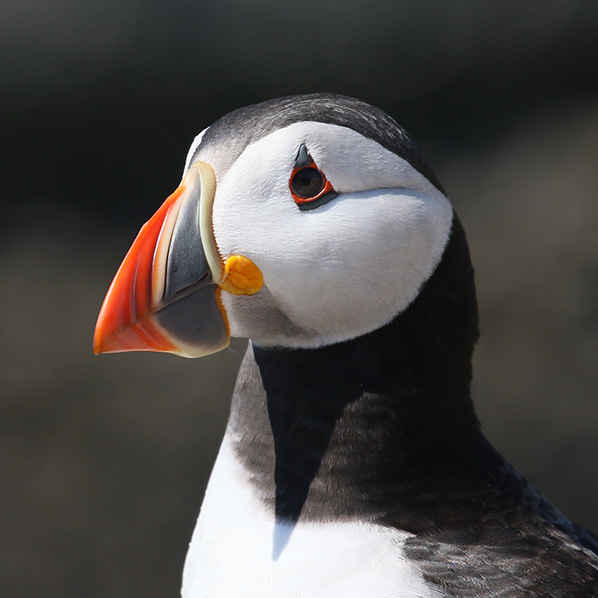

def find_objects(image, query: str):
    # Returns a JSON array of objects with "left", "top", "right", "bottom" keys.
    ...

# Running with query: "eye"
[
  {"left": 289, "top": 145, "right": 338, "bottom": 211},
  {"left": 291, "top": 167, "right": 325, "bottom": 199}
]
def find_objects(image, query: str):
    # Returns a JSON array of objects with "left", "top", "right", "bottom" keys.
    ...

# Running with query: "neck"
[{"left": 226, "top": 217, "right": 490, "bottom": 528}]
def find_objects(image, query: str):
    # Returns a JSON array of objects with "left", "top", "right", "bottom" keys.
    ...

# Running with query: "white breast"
[{"left": 182, "top": 438, "right": 442, "bottom": 598}]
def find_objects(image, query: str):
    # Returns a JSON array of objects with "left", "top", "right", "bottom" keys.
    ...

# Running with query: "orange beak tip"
[{"left": 92, "top": 328, "right": 116, "bottom": 355}]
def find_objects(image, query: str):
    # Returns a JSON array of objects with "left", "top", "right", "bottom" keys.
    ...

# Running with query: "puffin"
[{"left": 93, "top": 94, "right": 598, "bottom": 597}]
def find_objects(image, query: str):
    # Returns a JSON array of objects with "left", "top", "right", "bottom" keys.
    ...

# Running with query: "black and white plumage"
[{"left": 94, "top": 94, "right": 598, "bottom": 597}]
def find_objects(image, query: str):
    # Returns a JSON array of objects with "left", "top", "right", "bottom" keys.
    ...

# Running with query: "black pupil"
[{"left": 291, "top": 167, "right": 324, "bottom": 199}]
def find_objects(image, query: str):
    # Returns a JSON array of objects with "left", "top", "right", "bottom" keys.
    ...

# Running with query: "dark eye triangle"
[{"left": 295, "top": 143, "right": 312, "bottom": 168}]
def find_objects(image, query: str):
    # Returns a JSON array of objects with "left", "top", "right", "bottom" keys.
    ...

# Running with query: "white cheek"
[
  {"left": 211, "top": 123, "right": 453, "bottom": 347},
  {"left": 260, "top": 190, "right": 451, "bottom": 344}
]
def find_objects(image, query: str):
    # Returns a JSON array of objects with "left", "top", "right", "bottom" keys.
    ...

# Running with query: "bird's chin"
[
  {"left": 221, "top": 288, "right": 317, "bottom": 349},
  {"left": 221, "top": 287, "right": 388, "bottom": 350}
]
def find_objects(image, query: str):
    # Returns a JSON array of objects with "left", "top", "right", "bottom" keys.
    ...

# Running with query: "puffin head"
[{"left": 93, "top": 94, "right": 454, "bottom": 357}]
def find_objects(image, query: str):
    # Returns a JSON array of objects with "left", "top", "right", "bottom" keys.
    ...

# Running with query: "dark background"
[{"left": 2, "top": 1, "right": 598, "bottom": 596}]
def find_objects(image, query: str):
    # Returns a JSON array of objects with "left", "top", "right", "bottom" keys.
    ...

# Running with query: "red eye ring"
[{"left": 289, "top": 159, "right": 337, "bottom": 210}]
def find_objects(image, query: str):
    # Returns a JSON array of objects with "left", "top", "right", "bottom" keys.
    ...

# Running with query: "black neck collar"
[{"left": 227, "top": 216, "right": 491, "bottom": 527}]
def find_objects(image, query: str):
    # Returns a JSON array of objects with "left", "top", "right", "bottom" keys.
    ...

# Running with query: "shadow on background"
[{"left": 1, "top": 1, "right": 598, "bottom": 596}]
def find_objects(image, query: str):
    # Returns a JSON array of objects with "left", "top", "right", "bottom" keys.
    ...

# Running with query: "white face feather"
[
  {"left": 192, "top": 121, "right": 453, "bottom": 349},
  {"left": 183, "top": 127, "right": 209, "bottom": 176}
]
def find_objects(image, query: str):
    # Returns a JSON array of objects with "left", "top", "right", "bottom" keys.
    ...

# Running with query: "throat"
[{"left": 226, "top": 217, "right": 482, "bottom": 525}]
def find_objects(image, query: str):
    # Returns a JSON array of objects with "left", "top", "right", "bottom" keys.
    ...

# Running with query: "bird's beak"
[{"left": 93, "top": 161, "right": 231, "bottom": 358}]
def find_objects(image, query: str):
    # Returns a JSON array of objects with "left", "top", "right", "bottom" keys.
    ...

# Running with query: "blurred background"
[{"left": 2, "top": 1, "right": 598, "bottom": 596}]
